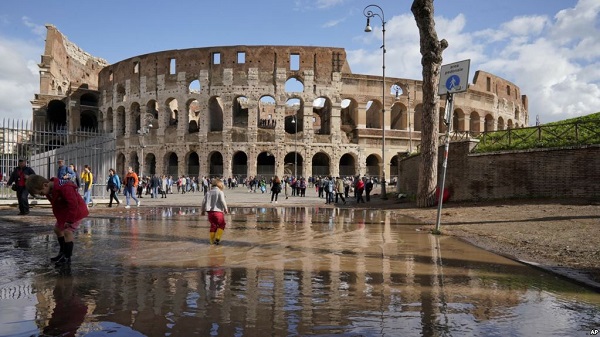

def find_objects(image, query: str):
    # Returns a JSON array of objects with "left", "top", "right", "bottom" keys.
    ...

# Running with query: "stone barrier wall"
[{"left": 397, "top": 141, "right": 600, "bottom": 201}]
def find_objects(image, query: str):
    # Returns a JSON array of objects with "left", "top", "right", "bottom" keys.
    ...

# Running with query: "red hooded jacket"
[{"left": 48, "top": 178, "right": 89, "bottom": 226}]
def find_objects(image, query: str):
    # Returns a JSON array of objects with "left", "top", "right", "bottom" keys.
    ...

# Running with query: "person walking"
[
  {"left": 106, "top": 168, "right": 121, "bottom": 207},
  {"left": 201, "top": 178, "right": 229, "bottom": 245},
  {"left": 124, "top": 166, "right": 140, "bottom": 208},
  {"left": 80, "top": 165, "right": 94, "bottom": 207},
  {"left": 365, "top": 177, "right": 374, "bottom": 202},
  {"left": 56, "top": 159, "right": 74, "bottom": 180},
  {"left": 270, "top": 176, "right": 282, "bottom": 203},
  {"left": 26, "top": 174, "right": 89, "bottom": 268},
  {"left": 356, "top": 177, "right": 365, "bottom": 203},
  {"left": 7, "top": 158, "right": 35, "bottom": 215},
  {"left": 335, "top": 177, "right": 346, "bottom": 204}
]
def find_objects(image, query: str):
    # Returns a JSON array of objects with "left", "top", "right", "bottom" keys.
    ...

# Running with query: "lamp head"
[
  {"left": 148, "top": 123, "right": 153, "bottom": 128},
  {"left": 364, "top": 18, "right": 372, "bottom": 32}
]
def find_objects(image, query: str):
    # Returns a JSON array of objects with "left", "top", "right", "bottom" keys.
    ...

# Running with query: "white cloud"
[
  {"left": 0, "top": 35, "right": 42, "bottom": 121},
  {"left": 349, "top": 0, "right": 600, "bottom": 124}
]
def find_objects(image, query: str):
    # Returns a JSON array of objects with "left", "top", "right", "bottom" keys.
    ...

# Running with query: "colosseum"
[{"left": 32, "top": 25, "right": 528, "bottom": 181}]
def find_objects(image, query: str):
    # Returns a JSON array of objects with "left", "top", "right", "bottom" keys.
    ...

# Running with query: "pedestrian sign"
[{"left": 438, "top": 59, "right": 470, "bottom": 95}]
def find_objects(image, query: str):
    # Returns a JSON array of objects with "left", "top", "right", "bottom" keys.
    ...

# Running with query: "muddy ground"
[{"left": 374, "top": 197, "right": 600, "bottom": 288}]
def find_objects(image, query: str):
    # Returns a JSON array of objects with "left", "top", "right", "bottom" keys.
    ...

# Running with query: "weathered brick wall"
[{"left": 397, "top": 142, "right": 600, "bottom": 201}]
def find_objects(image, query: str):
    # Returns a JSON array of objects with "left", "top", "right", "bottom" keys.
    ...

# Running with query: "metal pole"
[
  {"left": 408, "top": 84, "right": 413, "bottom": 153},
  {"left": 294, "top": 115, "right": 297, "bottom": 178},
  {"left": 363, "top": 4, "right": 387, "bottom": 200},
  {"left": 435, "top": 93, "right": 454, "bottom": 233}
]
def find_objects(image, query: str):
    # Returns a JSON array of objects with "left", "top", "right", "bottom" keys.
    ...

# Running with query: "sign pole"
[
  {"left": 434, "top": 93, "right": 454, "bottom": 234},
  {"left": 434, "top": 59, "right": 469, "bottom": 234}
]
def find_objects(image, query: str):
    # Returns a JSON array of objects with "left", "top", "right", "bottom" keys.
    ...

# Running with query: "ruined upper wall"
[
  {"left": 97, "top": 45, "right": 350, "bottom": 92},
  {"left": 39, "top": 25, "right": 108, "bottom": 95},
  {"left": 472, "top": 70, "right": 528, "bottom": 111}
]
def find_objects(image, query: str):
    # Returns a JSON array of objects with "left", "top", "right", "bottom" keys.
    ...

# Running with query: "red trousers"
[{"left": 208, "top": 211, "right": 226, "bottom": 232}]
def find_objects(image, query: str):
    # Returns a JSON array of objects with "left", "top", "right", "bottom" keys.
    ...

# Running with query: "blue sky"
[{"left": 0, "top": 0, "right": 598, "bottom": 124}]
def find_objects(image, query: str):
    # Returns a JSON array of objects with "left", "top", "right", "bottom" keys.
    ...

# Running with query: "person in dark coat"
[{"left": 7, "top": 158, "right": 35, "bottom": 215}]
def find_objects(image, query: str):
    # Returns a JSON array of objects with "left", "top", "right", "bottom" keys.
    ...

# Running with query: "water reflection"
[{"left": 0, "top": 206, "right": 599, "bottom": 336}]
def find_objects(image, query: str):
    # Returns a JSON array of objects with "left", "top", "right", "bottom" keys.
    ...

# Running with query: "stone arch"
[
  {"left": 470, "top": 111, "right": 481, "bottom": 134},
  {"left": 232, "top": 151, "right": 248, "bottom": 179},
  {"left": 80, "top": 110, "right": 98, "bottom": 130},
  {"left": 312, "top": 97, "right": 331, "bottom": 135},
  {"left": 257, "top": 151, "right": 275, "bottom": 178},
  {"left": 365, "top": 100, "right": 382, "bottom": 129},
  {"left": 130, "top": 102, "right": 141, "bottom": 135},
  {"left": 80, "top": 93, "right": 98, "bottom": 107},
  {"left": 166, "top": 98, "right": 179, "bottom": 127},
  {"left": 285, "top": 76, "right": 304, "bottom": 93},
  {"left": 485, "top": 114, "right": 494, "bottom": 132},
  {"left": 498, "top": 116, "right": 505, "bottom": 130},
  {"left": 390, "top": 102, "right": 406, "bottom": 130},
  {"left": 453, "top": 108, "right": 466, "bottom": 132},
  {"left": 47, "top": 100, "right": 67, "bottom": 128},
  {"left": 285, "top": 98, "right": 303, "bottom": 133},
  {"left": 284, "top": 151, "right": 303, "bottom": 177},
  {"left": 208, "top": 96, "right": 224, "bottom": 131},
  {"left": 507, "top": 119, "right": 514, "bottom": 129},
  {"left": 188, "top": 79, "right": 201, "bottom": 94},
  {"left": 312, "top": 152, "right": 330, "bottom": 177},
  {"left": 130, "top": 150, "right": 140, "bottom": 174},
  {"left": 106, "top": 107, "right": 114, "bottom": 133},
  {"left": 146, "top": 100, "right": 159, "bottom": 120},
  {"left": 117, "top": 106, "right": 126, "bottom": 135},
  {"left": 116, "top": 152, "right": 126, "bottom": 177},
  {"left": 116, "top": 84, "right": 126, "bottom": 102},
  {"left": 365, "top": 154, "right": 381, "bottom": 178},
  {"left": 209, "top": 151, "right": 224, "bottom": 177},
  {"left": 187, "top": 98, "right": 201, "bottom": 133},
  {"left": 144, "top": 152, "right": 156, "bottom": 176},
  {"left": 187, "top": 151, "right": 200, "bottom": 176},
  {"left": 233, "top": 95, "right": 249, "bottom": 128},
  {"left": 165, "top": 152, "right": 179, "bottom": 176},
  {"left": 259, "top": 95, "right": 276, "bottom": 129},
  {"left": 340, "top": 98, "right": 358, "bottom": 129},
  {"left": 339, "top": 153, "right": 357, "bottom": 177}
]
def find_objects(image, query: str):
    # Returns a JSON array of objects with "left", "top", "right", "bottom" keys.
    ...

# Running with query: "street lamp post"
[
  {"left": 363, "top": 4, "right": 388, "bottom": 200},
  {"left": 291, "top": 115, "right": 298, "bottom": 178},
  {"left": 138, "top": 115, "right": 154, "bottom": 178}
]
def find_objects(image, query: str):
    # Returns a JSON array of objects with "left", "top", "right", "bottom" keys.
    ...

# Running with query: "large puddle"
[{"left": 1, "top": 206, "right": 599, "bottom": 336}]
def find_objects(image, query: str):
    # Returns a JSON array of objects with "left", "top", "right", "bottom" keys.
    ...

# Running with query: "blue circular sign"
[{"left": 445, "top": 75, "right": 460, "bottom": 91}]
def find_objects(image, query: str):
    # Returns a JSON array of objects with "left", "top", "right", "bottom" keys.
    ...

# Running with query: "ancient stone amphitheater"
[{"left": 32, "top": 25, "right": 528, "bottom": 181}]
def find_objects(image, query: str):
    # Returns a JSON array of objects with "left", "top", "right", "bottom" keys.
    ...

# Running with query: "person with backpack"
[
  {"left": 80, "top": 165, "right": 94, "bottom": 207},
  {"left": 7, "top": 158, "right": 35, "bottom": 215},
  {"left": 106, "top": 168, "right": 121, "bottom": 207}
]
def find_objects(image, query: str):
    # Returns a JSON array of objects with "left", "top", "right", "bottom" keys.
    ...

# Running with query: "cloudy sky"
[{"left": 0, "top": 0, "right": 598, "bottom": 124}]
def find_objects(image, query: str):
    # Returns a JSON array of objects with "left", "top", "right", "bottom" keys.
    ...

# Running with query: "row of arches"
[{"left": 116, "top": 150, "right": 400, "bottom": 180}]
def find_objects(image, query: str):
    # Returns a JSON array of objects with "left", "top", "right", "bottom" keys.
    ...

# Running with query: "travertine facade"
[{"left": 33, "top": 25, "right": 529, "bottom": 180}]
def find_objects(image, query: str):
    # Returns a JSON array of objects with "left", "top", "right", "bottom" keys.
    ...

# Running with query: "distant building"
[{"left": 32, "top": 25, "right": 528, "bottom": 179}]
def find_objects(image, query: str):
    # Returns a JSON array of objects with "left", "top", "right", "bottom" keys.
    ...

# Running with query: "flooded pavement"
[{"left": 1, "top": 206, "right": 599, "bottom": 337}]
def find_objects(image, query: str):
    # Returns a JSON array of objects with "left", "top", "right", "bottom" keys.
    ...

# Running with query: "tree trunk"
[{"left": 411, "top": 0, "right": 448, "bottom": 207}]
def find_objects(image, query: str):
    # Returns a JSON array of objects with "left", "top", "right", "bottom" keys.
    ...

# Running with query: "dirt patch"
[{"left": 366, "top": 197, "right": 600, "bottom": 288}]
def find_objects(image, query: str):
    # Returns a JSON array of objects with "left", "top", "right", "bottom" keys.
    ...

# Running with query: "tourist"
[
  {"left": 271, "top": 176, "right": 282, "bottom": 203},
  {"left": 106, "top": 168, "right": 121, "bottom": 207},
  {"left": 123, "top": 166, "right": 140, "bottom": 208},
  {"left": 7, "top": 158, "right": 35, "bottom": 215},
  {"left": 26, "top": 174, "right": 89, "bottom": 268},
  {"left": 201, "top": 178, "right": 229, "bottom": 245}
]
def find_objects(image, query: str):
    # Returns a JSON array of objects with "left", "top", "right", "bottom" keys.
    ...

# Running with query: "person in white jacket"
[{"left": 201, "top": 178, "right": 229, "bottom": 245}]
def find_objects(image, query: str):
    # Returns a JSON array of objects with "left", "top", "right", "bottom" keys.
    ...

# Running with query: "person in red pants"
[{"left": 201, "top": 178, "right": 229, "bottom": 245}]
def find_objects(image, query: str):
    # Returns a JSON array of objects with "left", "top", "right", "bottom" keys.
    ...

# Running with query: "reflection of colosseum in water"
[{"left": 32, "top": 25, "right": 528, "bottom": 179}]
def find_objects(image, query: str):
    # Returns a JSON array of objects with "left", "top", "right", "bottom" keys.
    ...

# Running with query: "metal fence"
[{"left": 0, "top": 119, "right": 116, "bottom": 200}]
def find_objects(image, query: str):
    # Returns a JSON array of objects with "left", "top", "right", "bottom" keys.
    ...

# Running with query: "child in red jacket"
[{"left": 26, "top": 175, "right": 89, "bottom": 268}]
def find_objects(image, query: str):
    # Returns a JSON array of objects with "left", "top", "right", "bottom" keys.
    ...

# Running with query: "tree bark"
[{"left": 411, "top": 0, "right": 448, "bottom": 207}]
